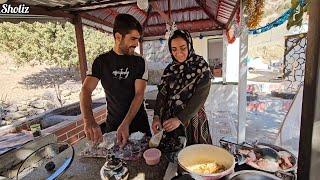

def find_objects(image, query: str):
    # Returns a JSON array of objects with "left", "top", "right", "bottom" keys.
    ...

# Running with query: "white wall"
[
  {"left": 143, "top": 37, "right": 210, "bottom": 62},
  {"left": 193, "top": 37, "right": 209, "bottom": 61},
  {"left": 208, "top": 38, "right": 223, "bottom": 66},
  {"left": 194, "top": 36, "right": 241, "bottom": 83},
  {"left": 226, "top": 38, "right": 240, "bottom": 82}
]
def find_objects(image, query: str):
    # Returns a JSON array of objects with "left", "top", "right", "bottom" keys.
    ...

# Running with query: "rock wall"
[{"left": 143, "top": 40, "right": 171, "bottom": 85}]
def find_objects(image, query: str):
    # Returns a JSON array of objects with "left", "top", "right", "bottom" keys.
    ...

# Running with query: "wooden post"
[
  {"left": 299, "top": 0, "right": 320, "bottom": 179},
  {"left": 237, "top": 0, "right": 248, "bottom": 144},
  {"left": 139, "top": 41, "right": 144, "bottom": 55},
  {"left": 168, "top": 0, "right": 172, "bottom": 24},
  {"left": 74, "top": 14, "right": 88, "bottom": 83},
  {"left": 222, "top": 30, "right": 227, "bottom": 84}
]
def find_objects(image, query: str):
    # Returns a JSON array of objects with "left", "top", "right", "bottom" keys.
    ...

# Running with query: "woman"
[{"left": 152, "top": 29, "right": 212, "bottom": 145}]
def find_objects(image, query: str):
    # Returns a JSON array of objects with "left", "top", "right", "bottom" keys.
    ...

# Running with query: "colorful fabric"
[
  {"left": 155, "top": 29, "right": 212, "bottom": 145},
  {"left": 186, "top": 106, "right": 212, "bottom": 145},
  {"left": 157, "top": 30, "right": 211, "bottom": 121}
]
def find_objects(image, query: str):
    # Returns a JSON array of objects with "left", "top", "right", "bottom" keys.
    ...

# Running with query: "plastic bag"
[{"left": 79, "top": 131, "right": 117, "bottom": 158}]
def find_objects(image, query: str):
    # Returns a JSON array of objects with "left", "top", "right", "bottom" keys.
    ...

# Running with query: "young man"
[{"left": 80, "top": 14, "right": 150, "bottom": 147}]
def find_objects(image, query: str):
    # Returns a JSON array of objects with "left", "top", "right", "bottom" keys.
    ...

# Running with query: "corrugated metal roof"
[
  {"left": 17, "top": 0, "right": 91, "bottom": 7},
  {"left": 12, "top": 0, "right": 239, "bottom": 37}
]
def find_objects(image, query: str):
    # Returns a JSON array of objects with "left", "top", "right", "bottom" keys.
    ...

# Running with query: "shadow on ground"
[
  {"left": 19, "top": 67, "right": 81, "bottom": 89},
  {"left": 248, "top": 70, "right": 283, "bottom": 82}
]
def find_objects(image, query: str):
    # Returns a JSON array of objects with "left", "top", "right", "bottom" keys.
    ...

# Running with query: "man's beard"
[{"left": 119, "top": 40, "right": 135, "bottom": 55}]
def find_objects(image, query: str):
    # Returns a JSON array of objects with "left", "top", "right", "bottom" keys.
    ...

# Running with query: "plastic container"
[
  {"left": 30, "top": 124, "right": 41, "bottom": 137},
  {"left": 143, "top": 148, "right": 161, "bottom": 165}
]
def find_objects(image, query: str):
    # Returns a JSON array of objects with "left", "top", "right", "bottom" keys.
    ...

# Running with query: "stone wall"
[
  {"left": 0, "top": 102, "right": 107, "bottom": 145},
  {"left": 143, "top": 40, "right": 170, "bottom": 85}
]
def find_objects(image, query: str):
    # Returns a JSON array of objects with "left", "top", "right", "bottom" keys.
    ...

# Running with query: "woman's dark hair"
[{"left": 113, "top": 14, "right": 143, "bottom": 37}]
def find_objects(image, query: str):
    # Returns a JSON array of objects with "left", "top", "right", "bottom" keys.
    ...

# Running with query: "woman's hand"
[
  {"left": 152, "top": 116, "right": 162, "bottom": 134},
  {"left": 163, "top": 117, "right": 181, "bottom": 132}
]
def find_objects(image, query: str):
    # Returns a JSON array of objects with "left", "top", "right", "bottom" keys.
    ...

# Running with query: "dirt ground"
[
  {"left": 0, "top": 52, "right": 104, "bottom": 110},
  {"left": 1, "top": 54, "right": 74, "bottom": 102}
]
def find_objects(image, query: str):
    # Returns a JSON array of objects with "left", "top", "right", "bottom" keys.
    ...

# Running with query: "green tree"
[{"left": 0, "top": 21, "right": 114, "bottom": 67}]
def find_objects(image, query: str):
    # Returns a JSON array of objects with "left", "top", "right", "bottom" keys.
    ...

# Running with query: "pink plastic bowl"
[{"left": 143, "top": 148, "right": 161, "bottom": 165}]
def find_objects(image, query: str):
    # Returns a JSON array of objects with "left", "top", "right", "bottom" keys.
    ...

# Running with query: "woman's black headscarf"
[{"left": 157, "top": 29, "right": 212, "bottom": 121}]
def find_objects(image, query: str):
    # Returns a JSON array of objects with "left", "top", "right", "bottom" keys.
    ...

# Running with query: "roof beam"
[
  {"left": 82, "top": 21, "right": 112, "bottom": 33},
  {"left": 144, "top": 19, "right": 221, "bottom": 36},
  {"left": 149, "top": 6, "right": 204, "bottom": 18},
  {"left": 195, "top": 0, "right": 225, "bottom": 28},
  {"left": 219, "top": 11, "right": 232, "bottom": 18},
  {"left": 218, "top": 14, "right": 230, "bottom": 20},
  {"left": 80, "top": 5, "right": 119, "bottom": 27},
  {"left": 79, "top": 12, "right": 114, "bottom": 28},
  {"left": 143, "top": 6, "right": 153, "bottom": 29},
  {"left": 226, "top": 0, "right": 240, "bottom": 29},
  {"left": 145, "top": 26, "right": 222, "bottom": 37},
  {"left": 220, "top": 1, "right": 234, "bottom": 9},
  {"left": 150, "top": 1, "right": 171, "bottom": 25},
  {"left": 146, "top": 19, "right": 217, "bottom": 28},
  {"left": 221, "top": 0, "right": 237, "bottom": 7},
  {"left": 51, "top": 0, "right": 136, "bottom": 11},
  {"left": 218, "top": 10, "right": 232, "bottom": 17},
  {"left": 132, "top": 4, "right": 147, "bottom": 18},
  {"left": 143, "top": 30, "right": 223, "bottom": 40},
  {"left": 99, "top": 9, "right": 113, "bottom": 20},
  {"left": 219, "top": 6, "right": 233, "bottom": 13},
  {"left": 52, "top": 0, "right": 158, "bottom": 12}
]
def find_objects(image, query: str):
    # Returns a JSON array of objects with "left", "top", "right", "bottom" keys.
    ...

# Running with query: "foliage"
[
  {"left": 0, "top": 21, "right": 114, "bottom": 67},
  {"left": 286, "top": 0, "right": 309, "bottom": 30}
]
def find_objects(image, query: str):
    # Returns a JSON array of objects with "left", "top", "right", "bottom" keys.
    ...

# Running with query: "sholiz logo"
[{"left": 0, "top": 3, "right": 30, "bottom": 14}]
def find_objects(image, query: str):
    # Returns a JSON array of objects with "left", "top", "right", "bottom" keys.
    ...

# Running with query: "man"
[{"left": 80, "top": 14, "right": 150, "bottom": 147}]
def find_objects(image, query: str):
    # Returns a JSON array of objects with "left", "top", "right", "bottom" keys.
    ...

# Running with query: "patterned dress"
[{"left": 153, "top": 29, "right": 212, "bottom": 145}]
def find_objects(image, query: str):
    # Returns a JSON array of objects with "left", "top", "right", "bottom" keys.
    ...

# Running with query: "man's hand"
[
  {"left": 116, "top": 122, "right": 129, "bottom": 148},
  {"left": 152, "top": 116, "right": 162, "bottom": 134},
  {"left": 80, "top": 76, "right": 101, "bottom": 144},
  {"left": 84, "top": 121, "right": 102, "bottom": 144},
  {"left": 163, "top": 117, "right": 181, "bottom": 132}
]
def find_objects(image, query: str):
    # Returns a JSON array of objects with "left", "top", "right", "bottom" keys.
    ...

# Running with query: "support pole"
[
  {"left": 168, "top": 0, "right": 172, "bottom": 24},
  {"left": 74, "top": 14, "right": 88, "bottom": 83},
  {"left": 299, "top": 0, "right": 320, "bottom": 179},
  {"left": 237, "top": 0, "right": 248, "bottom": 144},
  {"left": 222, "top": 30, "right": 227, "bottom": 84},
  {"left": 139, "top": 41, "right": 144, "bottom": 55}
]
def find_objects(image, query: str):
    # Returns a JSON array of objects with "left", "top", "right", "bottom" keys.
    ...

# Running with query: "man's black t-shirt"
[{"left": 88, "top": 50, "right": 150, "bottom": 135}]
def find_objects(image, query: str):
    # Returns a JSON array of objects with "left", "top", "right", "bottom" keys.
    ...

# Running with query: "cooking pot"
[
  {"left": 226, "top": 170, "right": 281, "bottom": 180},
  {"left": 177, "top": 144, "right": 235, "bottom": 180}
]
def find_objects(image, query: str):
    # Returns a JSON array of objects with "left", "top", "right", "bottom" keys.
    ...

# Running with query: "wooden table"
[{"left": 59, "top": 139, "right": 170, "bottom": 180}]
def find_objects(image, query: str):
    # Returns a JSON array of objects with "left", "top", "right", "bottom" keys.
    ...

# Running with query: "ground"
[{"left": 0, "top": 53, "right": 105, "bottom": 126}]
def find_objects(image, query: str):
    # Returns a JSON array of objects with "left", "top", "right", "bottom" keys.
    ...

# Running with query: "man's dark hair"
[{"left": 113, "top": 14, "right": 143, "bottom": 37}]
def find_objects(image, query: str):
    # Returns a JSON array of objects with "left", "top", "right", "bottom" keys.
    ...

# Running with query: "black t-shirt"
[{"left": 88, "top": 50, "right": 150, "bottom": 135}]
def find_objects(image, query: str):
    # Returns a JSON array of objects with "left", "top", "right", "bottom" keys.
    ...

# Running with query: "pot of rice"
[{"left": 177, "top": 144, "right": 235, "bottom": 180}]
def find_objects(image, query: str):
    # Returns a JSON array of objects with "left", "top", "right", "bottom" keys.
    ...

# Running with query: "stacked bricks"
[
  {"left": 54, "top": 108, "right": 107, "bottom": 144},
  {"left": 13, "top": 107, "right": 107, "bottom": 145}
]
